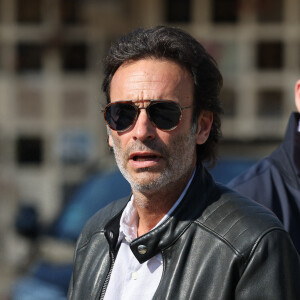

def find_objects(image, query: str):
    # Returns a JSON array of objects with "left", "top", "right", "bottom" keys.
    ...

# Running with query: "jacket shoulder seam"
[
  {"left": 240, "top": 227, "right": 288, "bottom": 273},
  {"left": 194, "top": 220, "right": 242, "bottom": 256},
  {"left": 247, "top": 227, "right": 287, "bottom": 259},
  {"left": 194, "top": 219, "right": 284, "bottom": 257}
]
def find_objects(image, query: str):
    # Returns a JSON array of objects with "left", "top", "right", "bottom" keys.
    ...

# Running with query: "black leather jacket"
[{"left": 68, "top": 167, "right": 300, "bottom": 299}]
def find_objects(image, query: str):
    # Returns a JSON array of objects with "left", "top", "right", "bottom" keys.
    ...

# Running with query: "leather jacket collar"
[{"left": 104, "top": 166, "right": 221, "bottom": 264}]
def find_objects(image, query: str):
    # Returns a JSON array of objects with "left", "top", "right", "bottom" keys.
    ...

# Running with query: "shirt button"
[
  {"left": 131, "top": 272, "right": 138, "bottom": 280},
  {"left": 137, "top": 245, "right": 147, "bottom": 255}
]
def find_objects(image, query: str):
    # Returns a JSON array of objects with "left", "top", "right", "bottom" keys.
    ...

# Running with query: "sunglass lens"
[
  {"left": 148, "top": 102, "right": 181, "bottom": 130},
  {"left": 105, "top": 103, "right": 137, "bottom": 131}
]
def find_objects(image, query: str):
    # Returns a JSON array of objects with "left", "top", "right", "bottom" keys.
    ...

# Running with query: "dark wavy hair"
[{"left": 102, "top": 26, "right": 223, "bottom": 167}]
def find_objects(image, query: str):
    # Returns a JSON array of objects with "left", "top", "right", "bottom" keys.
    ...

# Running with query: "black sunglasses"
[{"left": 103, "top": 100, "right": 192, "bottom": 132}]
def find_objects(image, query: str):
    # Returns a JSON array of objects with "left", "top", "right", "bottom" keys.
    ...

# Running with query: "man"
[
  {"left": 68, "top": 26, "right": 300, "bottom": 300},
  {"left": 228, "top": 80, "right": 300, "bottom": 253}
]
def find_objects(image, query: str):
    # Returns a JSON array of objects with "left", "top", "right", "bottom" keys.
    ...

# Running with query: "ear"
[
  {"left": 108, "top": 135, "right": 113, "bottom": 147},
  {"left": 295, "top": 80, "right": 300, "bottom": 113},
  {"left": 195, "top": 111, "right": 213, "bottom": 145},
  {"left": 107, "top": 127, "right": 114, "bottom": 147}
]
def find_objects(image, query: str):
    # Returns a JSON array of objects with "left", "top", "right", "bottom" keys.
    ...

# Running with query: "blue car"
[
  {"left": 12, "top": 159, "right": 256, "bottom": 299},
  {"left": 12, "top": 169, "right": 131, "bottom": 300}
]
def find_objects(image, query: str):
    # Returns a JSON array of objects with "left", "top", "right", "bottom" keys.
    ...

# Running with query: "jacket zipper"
[{"left": 99, "top": 250, "right": 115, "bottom": 300}]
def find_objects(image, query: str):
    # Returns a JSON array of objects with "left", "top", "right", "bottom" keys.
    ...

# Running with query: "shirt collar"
[{"left": 118, "top": 168, "right": 196, "bottom": 244}]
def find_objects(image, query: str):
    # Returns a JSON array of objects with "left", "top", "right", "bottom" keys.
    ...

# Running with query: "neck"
[{"left": 133, "top": 167, "right": 195, "bottom": 237}]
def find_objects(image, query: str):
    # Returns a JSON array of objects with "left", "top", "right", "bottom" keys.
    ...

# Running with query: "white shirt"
[{"left": 103, "top": 169, "right": 195, "bottom": 300}]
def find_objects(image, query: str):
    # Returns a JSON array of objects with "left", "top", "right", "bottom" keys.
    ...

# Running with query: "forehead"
[{"left": 109, "top": 58, "right": 194, "bottom": 103}]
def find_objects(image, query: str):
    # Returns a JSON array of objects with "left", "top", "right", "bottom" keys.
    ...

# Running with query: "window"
[
  {"left": 256, "top": 0, "right": 283, "bottom": 23},
  {"left": 15, "top": 88, "right": 43, "bottom": 118},
  {"left": 16, "top": 43, "right": 43, "bottom": 73},
  {"left": 16, "top": 136, "right": 43, "bottom": 165},
  {"left": 166, "top": 0, "right": 191, "bottom": 23},
  {"left": 61, "top": 43, "right": 87, "bottom": 72},
  {"left": 220, "top": 88, "right": 236, "bottom": 117},
  {"left": 256, "top": 41, "right": 283, "bottom": 70},
  {"left": 212, "top": 0, "right": 238, "bottom": 23},
  {"left": 203, "top": 41, "right": 238, "bottom": 75},
  {"left": 257, "top": 89, "right": 283, "bottom": 118},
  {"left": 56, "top": 131, "right": 92, "bottom": 164},
  {"left": 61, "top": 0, "right": 82, "bottom": 25},
  {"left": 16, "top": 0, "right": 42, "bottom": 23}
]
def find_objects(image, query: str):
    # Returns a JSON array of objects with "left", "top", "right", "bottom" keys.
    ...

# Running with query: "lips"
[
  {"left": 129, "top": 152, "right": 161, "bottom": 168},
  {"left": 132, "top": 154, "right": 158, "bottom": 161},
  {"left": 130, "top": 152, "right": 161, "bottom": 160}
]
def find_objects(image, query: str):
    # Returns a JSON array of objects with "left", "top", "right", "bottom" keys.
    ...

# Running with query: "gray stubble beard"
[{"left": 109, "top": 123, "right": 198, "bottom": 194}]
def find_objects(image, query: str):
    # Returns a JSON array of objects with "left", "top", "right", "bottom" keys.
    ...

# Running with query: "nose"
[{"left": 132, "top": 108, "right": 156, "bottom": 141}]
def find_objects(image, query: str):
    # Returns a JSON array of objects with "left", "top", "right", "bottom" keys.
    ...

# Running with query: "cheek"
[
  {"left": 155, "top": 131, "right": 173, "bottom": 147},
  {"left": 160, "top": 132, "right": 184, "bottom": 152},
  {"left": 109, "top": 132, "right": 128, "bottom": 150}
]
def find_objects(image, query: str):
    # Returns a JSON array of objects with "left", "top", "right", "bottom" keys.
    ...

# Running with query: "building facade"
[{"left": 0, "top": 0, "right": 300, "bottom": 258}]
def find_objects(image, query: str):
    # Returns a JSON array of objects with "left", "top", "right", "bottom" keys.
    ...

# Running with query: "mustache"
[{"left": 124, "top": 140, "right": 168, "bottom": 158}]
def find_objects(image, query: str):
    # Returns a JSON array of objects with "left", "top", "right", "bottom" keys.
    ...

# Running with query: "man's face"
[{"left": 108, "top": 58, "right": 212, "bottom": 193}]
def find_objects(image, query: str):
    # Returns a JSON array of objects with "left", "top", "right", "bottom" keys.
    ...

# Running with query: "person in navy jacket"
[{"left": 228, "top": 80, "right": 300, "bottom": 254}]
